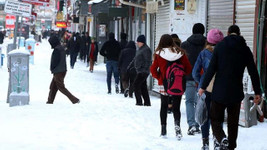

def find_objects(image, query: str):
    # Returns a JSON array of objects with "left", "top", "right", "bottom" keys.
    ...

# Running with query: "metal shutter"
[
  {"left": 235, "top": 0, "right": 256, "bottom": 51},
  {"left": 207, "top": 0, "right": 234, "bottom": 36},
  {"left": 152, "top": 0, "right": 170, "bottom": 92}
]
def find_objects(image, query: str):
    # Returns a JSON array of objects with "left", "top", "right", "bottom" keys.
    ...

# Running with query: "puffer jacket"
[
  {"left": 150, "top": 48, "right": 192, "bottom": 85},
  {"left": 181, "top": 34, "right": 206, "bottom": 81},
  {"left": 49, "top": 36, "right": 67, "bottom": 74}
]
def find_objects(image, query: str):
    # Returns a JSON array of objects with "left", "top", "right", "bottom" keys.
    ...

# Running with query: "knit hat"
[
  {"left": 137, "top": 35, "right": 146, "bottom": 43},
  {"left": 192, "top": 23, "right": 205, "bottom": 35},
  {"left": 207, "top": 29, "right": 224, "bottom": 45}
]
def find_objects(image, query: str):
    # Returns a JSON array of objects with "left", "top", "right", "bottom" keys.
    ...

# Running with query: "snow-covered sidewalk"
[{"left": 0, "top": 39, "right": 267, "bottom": 150}]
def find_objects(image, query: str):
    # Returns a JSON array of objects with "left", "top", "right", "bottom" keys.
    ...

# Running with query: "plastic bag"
[{"left": 195, "top": 93, "right": 208, "bottom": 126}]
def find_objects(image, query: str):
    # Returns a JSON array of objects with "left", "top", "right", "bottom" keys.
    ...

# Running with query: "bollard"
[
  {"left": 25, "top": 35, "right": 35, "bottom": 64},
  {"left": 8, "top": 48, "right": 30, "bottom": 107},
  {"left": 239, "top": 93, "right": 257, "bottom": 127}
]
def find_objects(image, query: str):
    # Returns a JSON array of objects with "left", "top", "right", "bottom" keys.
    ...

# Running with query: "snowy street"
[{"left": 0, "top": 39, "right": 267, "bottom": 150}]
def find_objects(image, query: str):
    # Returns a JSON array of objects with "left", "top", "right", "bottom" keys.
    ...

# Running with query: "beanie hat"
[
  {"left": 192, "top": 23, "right": 205, "bottom": 35},
  {"left": 207, "top": 29, "right": 224, "bottom": 45},
  {"left": 137, "top": 35, "right": 146, "bottom": 43}
]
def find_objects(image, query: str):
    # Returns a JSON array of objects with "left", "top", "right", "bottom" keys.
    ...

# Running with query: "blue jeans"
[
  {"left": 201, "top": 91, "right": 211, "bottom": 138},
  {"left": 106, "top": 60, "right": 119, "bottom": 92},
  {"left": 185, "top": 80, "right": 199, "bottom": 128}
]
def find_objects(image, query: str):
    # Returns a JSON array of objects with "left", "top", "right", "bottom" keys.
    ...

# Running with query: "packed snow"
[{"left": 0, "top": 38, "right": 267, "bottom": 150}]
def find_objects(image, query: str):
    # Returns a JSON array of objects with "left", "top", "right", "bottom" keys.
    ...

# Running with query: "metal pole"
[
  {"left": 258, "top": 0, "right": 266, "bottom": 72},
  {"left": 18, "top": 16, "right": 23, "bottom": 49},
  {"left": 13, "top": 16, "right": 19, "bottom": 47}
]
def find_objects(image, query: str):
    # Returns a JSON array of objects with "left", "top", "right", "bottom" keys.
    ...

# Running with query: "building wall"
[{"left": 169, "top": 0, "right": 207, "bottom": 41}]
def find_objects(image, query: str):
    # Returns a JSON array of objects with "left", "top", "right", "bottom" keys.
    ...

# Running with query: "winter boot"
[
  {"left": 175, "top": 125, "right": 182, "bottom": 140},
  {"left": 213, "top": 138, "right": 220, "bottom": 150},
  {"left": 187, "top": 126, "right": 196, "bottom": 135},
  {"left": 160, "top": 125, "right": 167, "bottom": 138},
  {"left": 220, "top": 138, "right": 229, "bottom": 150},
  {"left": 115, "top": 84, "right": 119, "bottom": 94},
  {"left": 201, "top": 138, "right": 209, "bottom": 150},
  {"left": 124, "top": 88, "right": 129, "bottom": 97}
]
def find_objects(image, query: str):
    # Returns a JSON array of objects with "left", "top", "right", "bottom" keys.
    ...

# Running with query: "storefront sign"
[
  {"left": 22, "top": 0, "right": 50, "bottom": 6},
  {"left": 4, "top": 0, "right": 32, "bottom": 17},
  {"left": 56, "top": 22, "right": 67, "bottom": 28},
  {"left": 174, "top": 0, "right": 185, "bottom": 10}
]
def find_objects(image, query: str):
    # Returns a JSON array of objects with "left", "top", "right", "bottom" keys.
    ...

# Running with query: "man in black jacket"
[
  {"left": 100, "top": 32, "right": 121, "bottom": 94},
  {"left": 68, "top": 32, "right": 81, "bottom": 69},
  {"left": 47, "top": 35, "right": 80, "bottom": 104},
  {"left": 132, "top": 35, "right": 152, "bottom": 106},
  {"left": 198, "top": 25, "right": 261, "bottom": 150},
  {"left": 181, "top": 23, "right": 206, "bottom": 135},
  {"left": 118, "top": 41, "right": 136, "bottom": 98}
]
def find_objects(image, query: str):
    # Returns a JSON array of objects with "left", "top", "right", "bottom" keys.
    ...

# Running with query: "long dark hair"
[{"left": 155, "top": 34, "right": 184, "bottom": 56}]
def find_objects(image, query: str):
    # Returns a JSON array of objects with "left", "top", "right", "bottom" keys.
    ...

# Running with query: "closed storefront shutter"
[
  {"left": 207, "top": 0, "right": 234, "bottom": 36},
  {"left": 235, "top": 0, "right": 256, "bottom": 51},
  {"left": 152, "top": 0, "right": 170, "bottom": 92}
]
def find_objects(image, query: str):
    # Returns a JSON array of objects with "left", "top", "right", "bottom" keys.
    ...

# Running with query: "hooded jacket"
[
  {"left": 181, "top": 34, "right": 206, "bottom": 81},
  {"left": 100, "top": 33, "right": 121, "bottom": 61},
  {"left": 201, "top": 35, "right": 261, "bottom": 105},
  {"left": 49, "top": 36, "right": 67, "bottom": 74},
  {"left": 118, "top": 41, "right": 136, "bottom": 73},
  {"left": 134, "top": 44, "right": 152, "bottom": 74},
  {"left": 150, "top": 48, "right": 192, "bottom": 85}
]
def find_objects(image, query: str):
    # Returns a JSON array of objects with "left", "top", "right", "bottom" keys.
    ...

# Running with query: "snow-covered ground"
[{"left": 0, "top": 38, "right": 267, "bottom": 150}]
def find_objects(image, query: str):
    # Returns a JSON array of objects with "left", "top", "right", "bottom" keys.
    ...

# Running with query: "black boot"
[
  {"left": 160, "top": 125, "right": 167, "bottom": 137},
  {"left": 201, "top": 138, "right": 209, "bottom": 150}
]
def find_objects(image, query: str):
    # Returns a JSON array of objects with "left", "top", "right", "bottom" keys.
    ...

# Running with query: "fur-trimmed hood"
[{"left": 156, "top": 48, "right": 183, "bottom": 61}]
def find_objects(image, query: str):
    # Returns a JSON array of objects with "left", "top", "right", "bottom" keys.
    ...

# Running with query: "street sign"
[
  {"left": 5, "top": 15, "right": 16, "bottom": 29},
  {"left": 4, "top": 0, "right": 32, "bottom": 17}
]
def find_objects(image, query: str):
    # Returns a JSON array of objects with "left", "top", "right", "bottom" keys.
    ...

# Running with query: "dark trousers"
[
  {"left": 106, "top": 60, "right": 119, "bottom": 92},
  {"left": 121, "top": 72, "right": 136, "bottom": 97},
  {"left": 47, "top": 72, "right": 79, "bottom": 104},
  {"left": 133, "top": 73, "right": 150, "bottom": 105},
  {"left": 70, "top": 52, "right": 78, "bottom": 68},
  {"left": 210, "top": 100, "right": 241, "bottom": 150},
  {"left": 201, "top": 91, "right": 212, "bottom": 138},
  {"left": 160, "top": 95, "right": 182, "bottom": 126}
]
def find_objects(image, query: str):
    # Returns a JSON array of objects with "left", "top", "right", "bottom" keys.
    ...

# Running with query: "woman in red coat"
[{"left": 150, "top": 34, "right": 192, "bottom": 140}]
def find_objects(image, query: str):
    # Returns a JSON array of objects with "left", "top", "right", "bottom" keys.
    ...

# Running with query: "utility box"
[
  {"left": 8, "top": 48, "right": 30, "bottom": 107},
  {"left": 239, "top": 94, "right": 257, "bottom": 127},
  {"left": 25, "top": 35, "right": 35, "bottom": 64}
]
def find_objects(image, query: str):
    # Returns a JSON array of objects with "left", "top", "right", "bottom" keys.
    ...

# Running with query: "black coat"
[
  {"left": 100, "top": 39, "right": 121, "bottom": 61},
  {"left": 201, "top": 35, "right": 261, "bottom": 105},
  {"left": 181, "top": 34, "right": 206, "bottom": 81},
  {"left": 68, "top": 35, "right": 81, "bottom": 54},
  {"left": 120, "top": 39, "right": 128, "bottom": 50},
  {"left": 118, "top": 41, "right": 136, "bottom": 73},
  {"left": 134, "top": 44, "right": 152, "bottom": 74},
  {"left": 49, "top": 36, "right": 67, "bottom": 74}
]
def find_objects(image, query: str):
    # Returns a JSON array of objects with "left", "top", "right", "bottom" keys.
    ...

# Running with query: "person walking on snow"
[
  {"left": 47, "top": 35, "right": 80, "bottom": 104},
  {"left": 118, "top": 41, "right": 136, "bottom": 98},
  {"left": 88, "top": 37, "right": 98, "bottom": 72},
  {"left": 198, "top": 25, "right": 261, "bottom": 150},
  {"left": 100, "top": 32, "right": 121, "bottom": 94},
  {"left": 181, "top": 23, "right": 206, "bottom": 135},
  {"left": 192, "top": 29, "right": 224, "bottom": 150},
  {"left": 150, "top": 34, "right": 192, "bottom": 140},
  {"left": 132, "top": 35, "right": 152, "bottom": 106}
]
